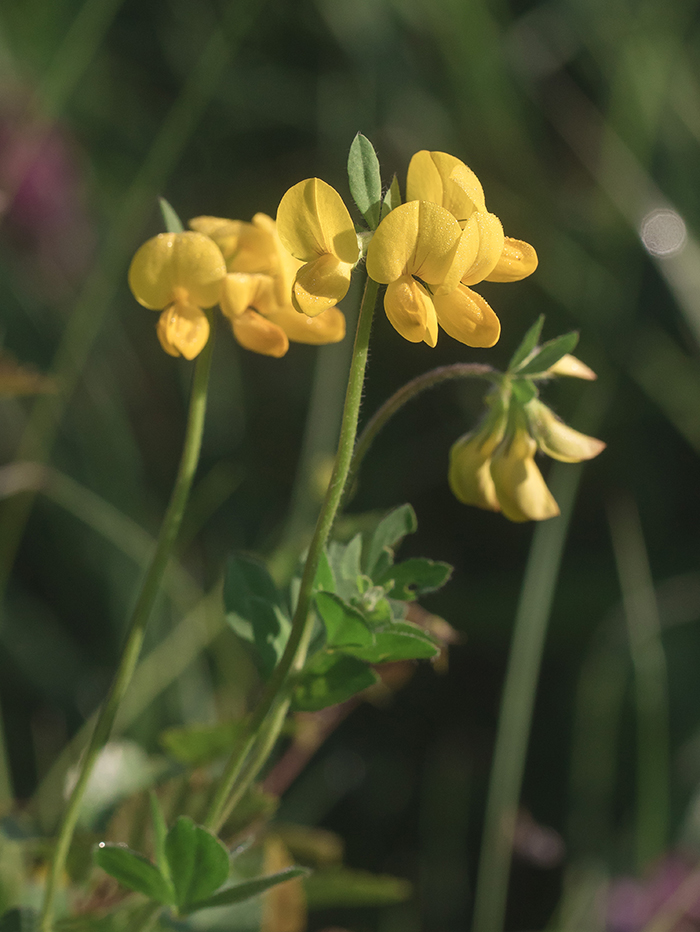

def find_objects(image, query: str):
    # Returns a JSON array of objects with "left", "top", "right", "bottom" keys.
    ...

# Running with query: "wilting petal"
[
  {"left": 276, "top": 178, "right": 359, "bottom": 264},
  {"left": 526, "top": 400, "right": 606, "bottom": 463},
  {"left": 366, "top": 201, "right": 462, "bottom": 285},
  {"left": 448, "top": 413, "right": 506, "bottom": 511},
  {"left": 220, "top": 273, "right": 278, "bottom": 320},
  {"left": 491, "top": 429, "right": 560, "bottom": 522},
  {"left": 462, "top": 212, "right": 505, "bottom": 286},
  {"left": 383, "top": 275, "right": 438, "bottom": 346},
  {"left": 267, "top": 305, "right": 346, "bottom": 345},
  {"left": 129, "top": 231, "right": 226, "bottom": 309},
  {"left": 486, "top": 238, "right": 538, "bottom": 283},
  {"left": 292, "top": 254, "right": 353, "bottom": 316},
  {"left": 433, "top": 284, "right": 501, "bottom": 348},
  {"left": 547, "top": 354, "right": 597, "bottom": 380},
  {"left": 231, "top": 309, "right": 289, "bottom": 357},
  {"left": 156, "top": 301, "right": 210, "bottom": 360},
  {"left": 406, "top": 150, "right": 486, "bottom": 219}
]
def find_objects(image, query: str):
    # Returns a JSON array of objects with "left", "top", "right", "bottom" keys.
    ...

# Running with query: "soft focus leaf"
[
  {"left": 515, "top": 332, "right": 580, "bottom": 376},
  {"left": 363, "top": 504, "right": 417, "bottom": 577},
  {"left": 159, "top": 720, "right": 248, "bottom": 766},
  {"left": 508, "top": 314, "right": 544, "bottom": 370},
  {"left": 93, "top": 843, "right": 174, "bottom": 904},
  {"left": 340, "top": 622, "right": 440, "bottom": 663},
  {"left": 304, "top": 867, "right": 412, "bottom": 909},
  {"left": 347, "top": 133, "right": 382, "bottom": 229},
  {"left": 377, "top": 558, "right": 453, "bottom": 601},
  {"left": 292, "top": 652, "right": 378, "bottom": 711},
  {"left": 165, "top": 816, "right": 230, "bottom": 911},
  {"left": 149, "top": 792, "right": 169, "bottom": 882},
  {"left": 380, "top": 174, "right": 401, "bottom": 220},
  {"left": 312, "top": 549, "right": 336, "bottom": 593},
  {"left": 314, "top": 591, "right": 372, "bottom": 648},
  {"left": 511, "top": 379, "right": 538, "bottom": 405},
  {"left": 159, "top": 196, "right": 184, "bottom": 234},
  {"left": 185, "top": 867, "right": 309, "bottom": 914}
]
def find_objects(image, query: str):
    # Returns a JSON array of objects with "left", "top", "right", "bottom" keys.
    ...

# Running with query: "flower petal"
[
  {"left": 461, "top": 212, "right": 505, "bottom": 286},
  {"left": 292, "top": 254, "right": 353, "bottom": 316},
  {"left": 406, "top": 150, "right": 486, "bottom": 218},
  {"left": 366, "top": 201, "right": 462, "bottom": 285},
  {"left": 383, "top": 275, "right": 438, "bottom": 346},
  {"left": 436, "top": 216, "right": 480, "bottom": 295},
  {"left": 491, "top": 429, "right": 560, "bottom": 522},
  {"left": 267, "top": 305, "right": 346, "bottom": 345},
  {"left": 276, "top": 178, "right": 359, "bottom": 264},
  {"left": 252, "top": 212, "right": 304, "bottom": 304},
  {"left": 546, "top": 354, "right": 597, "bottom": 380},
  {"left": 156, "top": 301, "right": 210, "bottom": 360},
  {"left": 220, "top": 273, "right": 278, "bottom": 320},
  {"left": 231, "top": 309, "right": 289, "bottom": 357},
  {"left": 433, "top": 285, "right": 501, "bottom": 348},
  {"left": 526, "top": 400, "right": 606, "bottom": 463},
  {"left": 448, "top": 417, "right": 505, "bottom": 511},
  {"left": 129, "top": 232, "right": 226, "bottom": 309},
  {"left": 486, "top": 237, "right": 538, "bottom": 283}
]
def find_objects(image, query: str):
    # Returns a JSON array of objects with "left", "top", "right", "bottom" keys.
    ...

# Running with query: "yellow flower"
[
  {"left": 365, "top": 200, "right": 495, "bottom": 346},
  {"left": 128, "top": 231, "right": 226, "bottom": 359},
  {"left": 490, "top": 427, "right": 561, "bottom": 523},
  {"left": 276, "top": 179, "right": 360, "bottom": 316},
  {"left": 524, "top": 399, "right": 606, "bottom": 463},
  {"left": 449, "top": 406, "right": 507, "bottom": 511}
]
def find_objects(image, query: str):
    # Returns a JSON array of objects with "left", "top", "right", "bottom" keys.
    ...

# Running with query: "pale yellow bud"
[
  {"left": 526, "top": 400, "right": 606, "bottom": 463},
  {"left": 547, "top": 354, "right": 597, "bottom": 380}
]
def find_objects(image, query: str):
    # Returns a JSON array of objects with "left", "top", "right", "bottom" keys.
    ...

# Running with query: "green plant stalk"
[
  {"left": 204, "top": 275, "right": 379, "bottom": 833},
  {"left": 39, "top": 316, "right": 216, "bottom": 932},
  {"left": 471, "top": 461, "right": 583, "bottom": 932},
  {"left": 344, "top": 362, "right": 498, "bottom": 505}
]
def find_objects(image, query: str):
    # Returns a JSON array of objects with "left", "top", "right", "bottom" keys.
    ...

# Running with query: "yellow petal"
[
  {"left": 156, "top": 301, "right": 210, "bottom": 360},
  {"left": 292, "top": 254, "right": 353, "bottom": 316},
  {"left": 129, "top": 231, "right": 226, "bottom": 309},
  {"left": 486, "top": 237, "right": 538, "bottom": 283},
  {"left": 276, "top": 178, "right": 359, "bottom": 264},
  {"left": 448, "top": 415, "right": 506, "bottom": 510},
  {"left": 547, "top": 354, "right": 597, "bottom": 380},
  {"left": 436, "top": 215, "right": 480, "bottom": 295},
  {"left": 231, "top": 309, "right": 289, "bottom": 357},
  {"left": 491, "top": 429, "right": 560, "bottom": 522},
  {"left": 526, "top": 400, "right": 606, "bottom": 463},
  {"left": 433, "top": 284, "right": 501, "bottom": 348},
  {"left": 188, "top": 216, "right": 243, "bottom": 264},
  {"left": 220, "top": 273, "right": 278, "bottom": 320},
  {"left": 383, "top": 275, "right": 438, "bottom": 346},
  {"left": 366, "top": 201, "right": 462, "bottom": 285},
  {"left": 253, "top": 212, "right": 304, "bottom": 304},
  {"left": 406, "top": 150, "right": 486, "bottom": 218},
  {"left": 461, "top": 212, "right": 505, "bottom": 286},
  {"left": 267, "top": 305, "right": 346, "bottom": 345}
]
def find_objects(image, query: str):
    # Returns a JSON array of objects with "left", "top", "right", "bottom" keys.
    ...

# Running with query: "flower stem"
[
  {"left": 343, "top": 362, "right": 498, "bottom": 507},
  {"left": 204, "top": 275, "right": 379, "bottom": 833},
  {"left": 39, "top": 316, "right": 216, "bottom": 932}
]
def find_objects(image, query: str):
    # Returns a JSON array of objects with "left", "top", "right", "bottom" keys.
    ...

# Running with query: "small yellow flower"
[
  {"left": 449, "top": 406, "right": 507, "bottom": 511},
  {"left": 276, "top": 179, "right": 360, "bottom": 316},
  {"left": 524, "top": 399, "right": 606, "bottom": 463},
  {"left": 128, "top": 231, "right": 226, "bottom": 359},
  {"left": 365, "top": 200, "right": 493, "bottom": 346},
  {"left": 490, "top": 427, "right": 561, "bottom": 523}
]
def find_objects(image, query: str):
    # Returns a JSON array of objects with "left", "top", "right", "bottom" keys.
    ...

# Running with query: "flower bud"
[{"left": 526, "top": 400, "right": 606, "bottom": 463}]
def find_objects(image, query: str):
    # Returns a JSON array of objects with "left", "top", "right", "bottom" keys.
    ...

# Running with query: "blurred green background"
[{"left": 1, "top": 0, "right": 700, "bottom": 928}]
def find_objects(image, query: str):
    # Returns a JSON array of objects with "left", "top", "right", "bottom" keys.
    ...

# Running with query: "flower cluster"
[
  {"left": 449, "top": 353, "right": 605, "bottom": 522},
  {"left": 276, "top": 148, "right": 537, "bottom": 349},
  {"left": 128, "top": 213, "right": 345, "bottom": 359}
]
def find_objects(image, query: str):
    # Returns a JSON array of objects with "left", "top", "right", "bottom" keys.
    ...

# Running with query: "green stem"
[
  {"left": 343, "top": 362, "right": 498, "bottom": 506},
  {"left": 204, "top": 275, "right": 379, "bottom": 833},
  {"left": 39, "top": 317, "right": 216, "bottom": 932},
  {"left": 471, "top": 461, "right": 582, "bottom": 932}
]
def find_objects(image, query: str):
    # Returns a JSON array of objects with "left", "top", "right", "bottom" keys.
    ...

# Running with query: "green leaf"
[
  {"left": 340, "top": 623, "right": 439, "bottom": 663},
  {"left": 165, "top": 816, "right": 230, "bottom": 911},
  {"left": 292, "top": 652, "right": 378, "bottom": 711},
  {"left": 508, "top": 314, "right": 544, "bottom": 370},
  {"left": 159, "top": 720, "right": 248, "bottom": 766},
  {"left": 314, "top": 591, "right": 373, "bottom": 649},
  {"left": 514, "top": 331, "right": 580, "bottom": 377},
  {"left": 0, "top": 909, "right": 38, "bottom": 932},
  {"left": 159, "top": 197, "right": 184, "bottom": 234},
  {"left": 185, "top": 867, "right": 309, "bottom": 914},
  {"left": 149, "top": 792, "right": 169, "bottom": 883},
  {"left": 347, "top": 133, "right": 382, "bottom": 230},
  {"left": 224, "top": 553, "right": 279, "bottom": 612},
  {"left": 380, "top": 174, "right": 401, "bottom": 220},
  {"left": 313, "top": 549, "right": 336, "bottom": 593},
  {"left": 327, "top": 535, "right": 363, "bottom": 601},
  {"left": 304, "top": 867, "right": 411, "bottom": 909},
  {"left": 377, "top": 558, "right": 452, "bottom": 601},
  {"left": 363, "top": 504, "right": 417, "bottom": 577},
  {"left": 510, "top": 378, "right": 538, "bottom": 405},
  {"left": 93, "top": 843, "right": 174, "bottom": 904}
]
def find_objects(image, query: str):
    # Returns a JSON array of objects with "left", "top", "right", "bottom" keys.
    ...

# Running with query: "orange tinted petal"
[
  {"left": 383, "top": 275, "right": 438, "bottom": 346},
  {"left": 433, "top": 285, "right": 501, "bottom": 348},
  {"left": 486, "top": 238, "right": 538, "bottom": 283},
  {"left": 231, "top": 309, "right": 289, "bottom": 357}
]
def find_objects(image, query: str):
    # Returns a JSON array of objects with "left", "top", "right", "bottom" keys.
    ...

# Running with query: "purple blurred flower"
[{"left": 607, "top": 854, "right": 700, "bottom": 932}]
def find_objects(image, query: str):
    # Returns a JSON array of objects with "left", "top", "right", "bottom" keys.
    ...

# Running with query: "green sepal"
[
  {"left": 508, "top": 314, "right": 544, "bottom": 370},
  {"left": 377, "top": 558, "right": 452, "bottom": 601},
  {"left": 184, "top": 867, "right": 309, "bottom": 915},
  {"left": 380, "top": 174, "right": 401, "bottom": 220},
  {"left": 292, "top": 652, "right": 378, "bottom": 711},
  {"left": 514, "top": 331, "right": 579, "bottom": 377},
  {"left": 93, "top": 843, "right": 175, "bottom": 904},
  {"left": 510, "top": 378, "right": 538, "bottom": 405},
  {"left": 159, "top": 720, "right": 248, "bottom": 766},
  {"left": 304, "top": 867, "right": 412, "bottom": 909},
  {"left": 159, "top": 197, "right": 184, "bottom": 234},
  {"left": 347, "top": 133, "right": 383, "bottom": 230},
  {"left": 314, "top": 591, "right": 373, "bottom": 649},
  {"left": 363, "top": 504, "right": 417, "bottom": 577},
  {"left": 164, "top": 816, "right": 230, "bottom": 912},
  {"left": 340, "top": 622, "right": 439, "bottom": 664}
]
